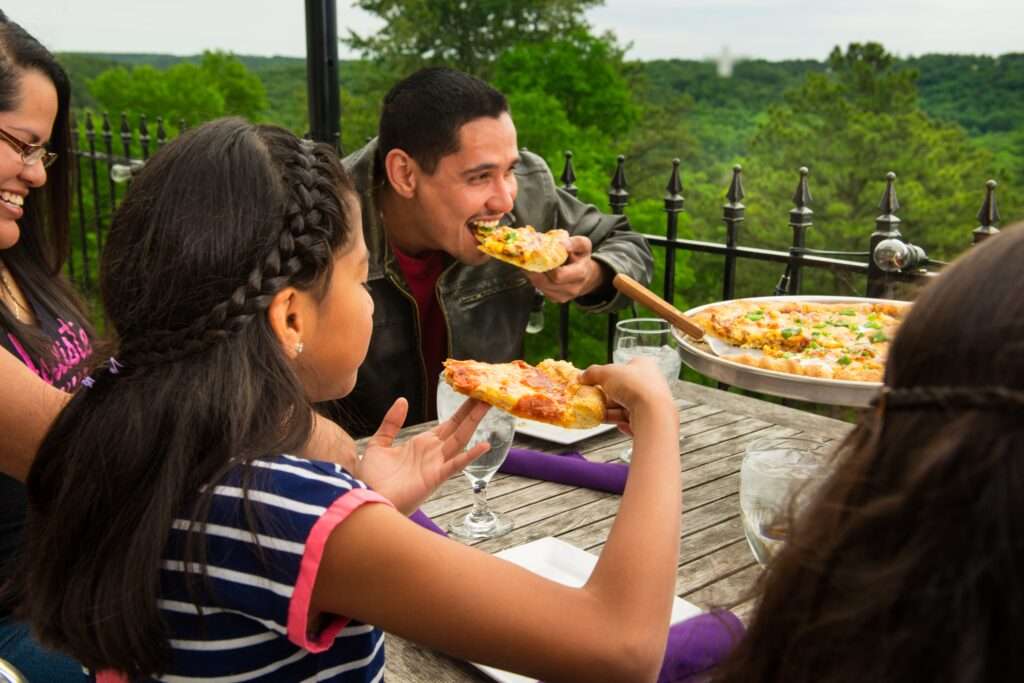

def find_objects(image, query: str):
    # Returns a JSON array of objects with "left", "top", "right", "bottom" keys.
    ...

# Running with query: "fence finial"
[
  {"left": 879, "top": 171, "right": 900, "bottom": 214},
  {"left": 721, "top": 164, "right": 745, "bottom": 301},
  {"left": 792, "top": 166, "right": 812, "bottom": 208},
  {"left": 875, "top": 172, "right": 901, "bottom": 236},
  {"left": 727, "top": 164, "right": 745, "bottom": 205},
  {"left": 560, "top": 151, "right": 577, "bottom": 197},
  {"left": 608, "top": 154, "right": 629, "bottom": 214},
  {"left": 973, "top": 179, "right": 1000, "bottom": 243},
  {"left": 664, "top": 158, "right": 684, "bottom": 211}
]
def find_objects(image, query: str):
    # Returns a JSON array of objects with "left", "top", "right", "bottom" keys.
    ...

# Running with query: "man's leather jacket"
[{"left": 324, "top": 139, "right": 653, "bottom": 436}]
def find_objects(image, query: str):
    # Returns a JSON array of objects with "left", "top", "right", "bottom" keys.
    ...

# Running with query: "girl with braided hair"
[
  {"left": 13, "top": 117, "right": 684, "bottom": 682},
  {"left": 712, "top": 222, "right": 1024, "bottom": 683}
]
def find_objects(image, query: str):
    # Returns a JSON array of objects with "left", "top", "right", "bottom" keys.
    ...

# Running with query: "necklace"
[{"left": 0, "top": 263, "right": 31, "bottom": 324}]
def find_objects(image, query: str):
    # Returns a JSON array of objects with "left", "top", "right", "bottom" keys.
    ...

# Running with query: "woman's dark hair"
[
  {"left": 378, "top": 66, "right": 508, "bottom": 174},
  {"left": 713, "top": 223, "right": 1024, "bottom": 682},
  {"left": 0, "top": 11, "right": 91, "bottom": 357},
  {"left": 15, "top": 117, "right": 357, "bottom": 677}
]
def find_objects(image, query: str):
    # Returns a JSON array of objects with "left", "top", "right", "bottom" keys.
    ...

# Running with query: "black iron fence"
[{"left": 67, "top": 113, "right": 1003, "bottom": 363}]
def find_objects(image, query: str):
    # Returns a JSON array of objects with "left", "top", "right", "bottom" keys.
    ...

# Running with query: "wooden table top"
[{"left": 383, "top": 381, "right": 856, "bottom": 682}]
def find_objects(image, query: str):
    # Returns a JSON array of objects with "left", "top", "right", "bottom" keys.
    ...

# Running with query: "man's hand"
[
  {"left": 527, "top": 235, "right": 607, "bottom": 303},
  {"left": 357, "top": 397, "right": 491, "bottom": 515}
]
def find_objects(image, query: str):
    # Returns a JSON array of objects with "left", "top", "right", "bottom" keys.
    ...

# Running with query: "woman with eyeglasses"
[{"left": 0, "top": 11, "right": 92, "bottom": 681}]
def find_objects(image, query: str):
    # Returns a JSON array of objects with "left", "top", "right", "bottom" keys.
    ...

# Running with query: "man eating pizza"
[{"left": 324, "top": 67, "right": 653, "bottom": 436}]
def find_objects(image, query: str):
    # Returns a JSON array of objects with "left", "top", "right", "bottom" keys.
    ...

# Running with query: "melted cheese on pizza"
[
  {"left": 473, "top": 223, "right": 569, "bottom": 272},
  {"left": 443, "top": 358, "right": 605, "bottom": 428},
  {"left": 690, "top": 300, "right": 907, "bottom": 382}
]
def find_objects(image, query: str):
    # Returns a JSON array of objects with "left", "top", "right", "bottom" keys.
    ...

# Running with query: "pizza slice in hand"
[
  {"left": 443, "top": 358, "right": 606, "bottom": 429},
  {"left": 473, "top": 220, "right": 569, "bottom": 272}
]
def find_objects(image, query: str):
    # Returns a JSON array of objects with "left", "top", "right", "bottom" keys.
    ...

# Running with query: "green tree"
[
  {"left": 741, "top": 43, "right": 995, "bottom": 270},
  {"left": 88, "top": 51, "right": 267, "bottom": 126},
  {"left": 344, "top": 0, "right": 601, "bottom": 78},
  {"left": 492, "top": 30, "right": 639, "bottom": 138}
]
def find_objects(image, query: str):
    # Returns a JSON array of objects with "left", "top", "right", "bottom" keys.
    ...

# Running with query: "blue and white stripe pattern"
[{"left": 95, "top": 455, "right": 387, "bottom": 682}]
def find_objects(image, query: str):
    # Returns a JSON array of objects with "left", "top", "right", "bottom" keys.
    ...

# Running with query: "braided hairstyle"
[
  {"left": 714, "top": 223, "right": 1024, "bottom": 683},
  {"left": 15, "top": 118, "right": 357, "bottom": 677}
]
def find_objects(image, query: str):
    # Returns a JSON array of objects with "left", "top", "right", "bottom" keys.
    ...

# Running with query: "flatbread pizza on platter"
[
  {"left": 689, "top": 299, "right": 909, "bottom": 383},
  {"left": 443, "top": 358, "right": 606, "bottom": 429},
  {"left": 473, "top": 220, "right": 569, "bottom": 272}
]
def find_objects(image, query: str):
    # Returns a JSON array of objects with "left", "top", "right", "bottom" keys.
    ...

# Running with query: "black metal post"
[
  {"left": 722, "top": 164, "right": 744, "bottom": 300},
  {"left": 973, "top": 179, "right": 1000, "bottom": 244},
  {"left": 70, "top": 113, "right": 89, "bottom": 291},
  {"left": 787, "top": 167, "right": 813, "bottom": 294},
  {"left": 139, "top": 115, "right": 150, "bottom": 160},
  {"left": 606, "top": 155, "right": 630, "bottom": 362},
  {"left": 557, "top": 151, "right": 577, "bottom": 361},
  {"left": 101, "top": 113, "right": 117, "bottom": 213},
  {"left": 867, "top": 171, "right": 902, "bottom": 298},
  {"left": 119, "top": 112, "right": 132, "bottom": 161},
  {"left": 305, "top": 0, "right": 341, "bottom": 151},
  {"left": 156, "top": 117, "right": 167, "bottom": 150},
  {"left": 85, "top": 113, "right": 103, "bottom": 253},
  {"left": 663, "top": 159, "right": 684, "bottom": 305}
]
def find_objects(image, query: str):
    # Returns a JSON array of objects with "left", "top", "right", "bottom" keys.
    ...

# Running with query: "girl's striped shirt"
[{"left": 97, "top": 455, "right": 391, "bottom": 682}]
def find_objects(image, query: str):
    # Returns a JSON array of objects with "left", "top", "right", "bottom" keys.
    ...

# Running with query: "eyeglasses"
[{"left": 0, "top": 126, "right": 58, "bottom": 169}]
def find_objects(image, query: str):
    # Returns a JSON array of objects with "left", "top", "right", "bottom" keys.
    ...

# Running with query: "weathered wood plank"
[{"left": 674, "top": 381, "right": 856, "bottom": 441}]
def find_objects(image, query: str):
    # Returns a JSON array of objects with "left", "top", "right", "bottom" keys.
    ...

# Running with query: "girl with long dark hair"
[
  {"left": 713, "top": 223, "right": 1024, "bottom": 682},
  {"left": 0, "top": 11, "right": 93, "bottom": 680},
  {"left": 15, "top": 117, "right": 684, "bottom": 682}
]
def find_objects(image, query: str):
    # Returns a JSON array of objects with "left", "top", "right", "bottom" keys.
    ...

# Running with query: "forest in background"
[{"left": 53, "top": 1, "right": 1024, "bottom": 368}]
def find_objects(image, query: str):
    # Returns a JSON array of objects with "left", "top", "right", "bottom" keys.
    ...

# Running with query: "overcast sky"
[{"left": 6, "top": 0, "right": 1021, "bottom": 62}]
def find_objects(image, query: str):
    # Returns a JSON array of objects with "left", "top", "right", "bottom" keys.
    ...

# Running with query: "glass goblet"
[
  {"left": 437, "top": 374, "right": 516, "bottom": 540},
  {"left": 739, "top": 437, "right": 830, "bottom": 566},
  {"left": 611, "top": 318, "right": 682, "bottom": 462}
]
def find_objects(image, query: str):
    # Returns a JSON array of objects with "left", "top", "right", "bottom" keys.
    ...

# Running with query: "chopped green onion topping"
[
  {"left": 838, "top": 355, "right": 852, "bottom": 366},
  {"left": 871, "top": 332, "right": 888, "bottom": 343},
  {"left": 781, "top": 327, "right": 802, "bottom": 339},
  {"left": 840, "top": 308, "right": 856, "bottom": 316},
  {"left": 864, "top": 321, "right": 883, "bottom": 329},
  {"left": 746, "top": 311, "right": 764, "bottom": 321}
]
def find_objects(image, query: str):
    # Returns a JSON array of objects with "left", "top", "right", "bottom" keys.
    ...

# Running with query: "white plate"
[
  {"left": 514, "top": 418, "right": 617, "bottom": 445},
  {"left": 472, "top": 537, "right": 703, "bottom": 683}
]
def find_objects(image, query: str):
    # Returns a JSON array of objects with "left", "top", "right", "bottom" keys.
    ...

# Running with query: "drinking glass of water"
[
  {"left": 739, "top": 437, "right": 830, "bottom": 566},
  {"left": 612, "top": 318, "right": 682, "bottom": 462},
  {"left": 437, "top": 374, "right": 516, "bottom": 540}
]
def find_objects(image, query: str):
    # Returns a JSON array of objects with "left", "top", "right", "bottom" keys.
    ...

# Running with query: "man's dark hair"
[{"left": 378, "top": 67, "right": 508, "bottom": 174}]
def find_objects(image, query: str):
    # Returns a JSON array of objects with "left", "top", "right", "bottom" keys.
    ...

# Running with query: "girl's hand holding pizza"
[
  {"left": 356, "top": 397, "right": 492, "bottom": 514},
  {"left": 581, "top": 359, "right": 674, "bottom": 436}
]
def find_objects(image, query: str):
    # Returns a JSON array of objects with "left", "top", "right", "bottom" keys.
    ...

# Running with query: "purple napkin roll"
[
  {"left": 657, "top": 610, "right": 745, "bottom": 683},
  {"left": 410, "top": 508, "right": 447, "bottom": 536},
  {"left": 499, "top": 448, "right": 628, "bottom": 494}
]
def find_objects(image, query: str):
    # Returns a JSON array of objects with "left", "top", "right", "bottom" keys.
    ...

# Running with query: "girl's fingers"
[
  {"left": 440, "top": 402, "right": 490, "bottom": 455},
  {"left": 442, "top": 442, "right": 491, "bottom": 475},
  {"left": 434, "top": 399, "right": 488, "bottom": 441},
  {"left": 367, "top": 398, "right": 409, "bottom": 449},
  {"left": 605, "top": 406, "right": 629, "bottom": 424}
]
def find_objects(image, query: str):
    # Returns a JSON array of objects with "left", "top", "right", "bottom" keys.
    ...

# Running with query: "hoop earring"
[{"left": 295, "top": 341, "right": 304, "bottom": 355}]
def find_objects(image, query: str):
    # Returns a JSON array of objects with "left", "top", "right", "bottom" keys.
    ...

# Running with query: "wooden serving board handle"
[{"left": 612, "top": 273, "right": 706, "bottom": 340}]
